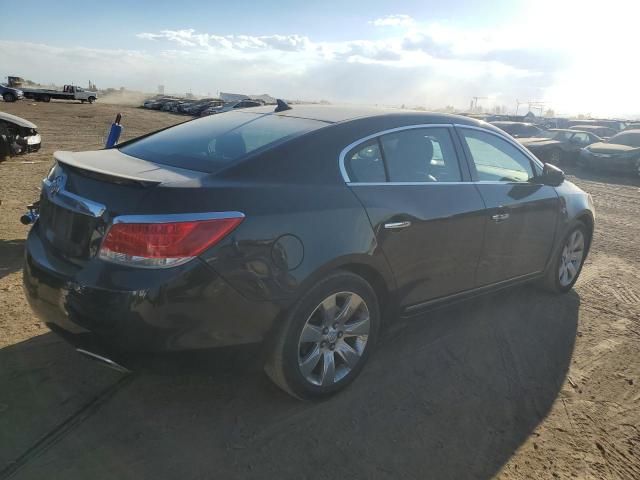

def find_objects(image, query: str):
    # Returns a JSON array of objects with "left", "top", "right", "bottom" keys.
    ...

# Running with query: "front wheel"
[
  {"left": 2, "top": 93, "right": 16, "bottom": 102},
  {"left": 541, "top": 223, "right": 589, "bottom": 293},
  {"left": 88, "top": 96, "right": 96, "bottom": 104},
  {"left": 41, "top": 95, "right": 51, "bottom": 103},
  {"left": 265, "top": 271, "right": 380, "bottom": 400}
]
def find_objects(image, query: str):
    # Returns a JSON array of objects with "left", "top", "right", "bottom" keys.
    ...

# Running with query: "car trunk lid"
[{"left": 38, "top": 150, "right": 209, "bottom": 262}]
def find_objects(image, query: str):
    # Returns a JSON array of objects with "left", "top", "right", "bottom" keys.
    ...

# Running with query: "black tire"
[
  {"left": 41, "top": 95, "right": 51, "bottom": 103},
  {"left": 2, "top": 93, "right": 16, "bottom": 102},
  {"left": 541, "top": 222, "right": 590, "bottom": 293},
  {"left": 80, "top": 99, "right": 85, "bottom": 104},
  {"left": 88, "top": 96, "right": 96, "bottom": 104},
  {"left": 264, "top": 271, "right": 380, "bottom": 400}
]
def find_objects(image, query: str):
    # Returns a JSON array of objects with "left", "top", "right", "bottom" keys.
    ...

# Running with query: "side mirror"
[{"left": 541, "top": 163, "right": 565, "bottom": 186}]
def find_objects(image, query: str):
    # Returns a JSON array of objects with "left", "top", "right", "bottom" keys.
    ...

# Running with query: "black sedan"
[
  {"left": 578, "top": 129, "right": 640, "bottom": 176},
  {"left": 519, "top": 129, "right": 601, "bottom": 164},
  {"left": 23, "top": 105, "right": 595, "bottom": 399}
]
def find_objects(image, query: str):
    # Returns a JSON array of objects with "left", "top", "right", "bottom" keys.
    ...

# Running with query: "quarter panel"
[{"left": 198, "top": 184, "right": 393, "bottom": 303}]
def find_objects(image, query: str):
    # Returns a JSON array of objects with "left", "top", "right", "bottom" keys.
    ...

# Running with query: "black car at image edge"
[
  {"left": 23, "top": 104, "right": 595, "bottom": 399},
  {"left": 578, "top": 129, "right": 640, "bottom": 176}
]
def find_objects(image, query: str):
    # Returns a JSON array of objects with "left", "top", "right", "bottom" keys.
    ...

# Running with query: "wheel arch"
[
  {"left": 575, "top": 211, "right": 595, "bottom": 253},
  {"left": 293, "top": 255, "right": 398, "bottom": 325}
]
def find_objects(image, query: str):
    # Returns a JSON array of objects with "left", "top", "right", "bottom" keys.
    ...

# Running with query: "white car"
[{"left": 0, "top": 112, "right": 41, "bottom": 158}]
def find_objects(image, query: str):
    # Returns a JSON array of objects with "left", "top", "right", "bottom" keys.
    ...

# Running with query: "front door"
[
  {"left": 456, "top": 126, "right": 560, "bottom": 285},
  {"left": 344, "top": 125, "right": 487, "bottom": 307}
]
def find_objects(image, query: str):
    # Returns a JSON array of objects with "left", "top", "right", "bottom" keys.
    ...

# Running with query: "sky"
[{"left": 1, "top": 0, "right": 639, "bottom": 117}]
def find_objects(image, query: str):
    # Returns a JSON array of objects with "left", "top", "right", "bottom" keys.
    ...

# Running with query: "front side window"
[
  {"left": 460, "top": 128, "right": 534, "bottom": 182},
  {"left": 380, "top": 128, "right": 461, "bottom": 182}
]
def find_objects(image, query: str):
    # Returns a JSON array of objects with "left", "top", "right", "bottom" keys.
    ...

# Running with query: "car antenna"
[{"left": 274, "top": 99, "right": 292, "bottom": 112}]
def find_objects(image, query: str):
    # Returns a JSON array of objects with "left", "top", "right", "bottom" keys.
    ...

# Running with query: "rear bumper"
[{"left": 23, "top": 223, "right": 281, "bottom": 352}]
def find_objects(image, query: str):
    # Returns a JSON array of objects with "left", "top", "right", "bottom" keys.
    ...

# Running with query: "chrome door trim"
[
  {"left": 338, "top": 124, "right": 455, "bottom": 183},
  {"left": 111, "top": 211, "right": 246, "bottom": 224}
]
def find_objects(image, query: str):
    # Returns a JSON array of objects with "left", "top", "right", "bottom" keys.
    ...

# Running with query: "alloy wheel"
[
  {"left": 297, "top": 291, "right": 370, "bottom": 386},
  {"left": 559, "top": 229, "right": 585, "bottom": 287}
]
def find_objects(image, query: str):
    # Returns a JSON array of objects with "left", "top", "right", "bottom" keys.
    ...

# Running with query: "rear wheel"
[
  {"left": 2, "top": 93, "right": 16, "bottom": 102},
  {"left": 541, "top": 223, "right": 589, "bottom": 293},
  {"left": 41, "top": 95, "right": 51, "bottom": 103},
  {"left": 265, "top": 271, "right": 380, "bottom": 400}
]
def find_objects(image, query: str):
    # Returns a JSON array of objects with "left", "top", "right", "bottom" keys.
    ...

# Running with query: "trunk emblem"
[{"left": 49, "top": 175, "right": 64, "bottom": 196}]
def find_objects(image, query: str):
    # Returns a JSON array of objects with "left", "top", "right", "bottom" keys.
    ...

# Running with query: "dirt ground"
[{"left": 0, "top": 101, "right": 639, "bottom": 480}]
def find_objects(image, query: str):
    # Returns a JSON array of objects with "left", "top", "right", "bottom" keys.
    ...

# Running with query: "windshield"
[
  {"left": 609, "top": 132, "right": 640, "bottom": 147},
  {"left": 120, "top": 112, "right": 326, "bottom": 173},
  {"left": 547, "top": 131, "right": 572, "bottom": 141}
]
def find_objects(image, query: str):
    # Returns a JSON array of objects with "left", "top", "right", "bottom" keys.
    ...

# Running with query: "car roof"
[
  {"left": 0, "top": 111, "right": 37, "bottom": 129},
  {"left": 243, "top": 104, "right": 487, "bottom": 126},
  {"left": 570, "top": 125, "right": 612, "bottom": 130},
  {"left": 490, "top": 121, "right": 535, "bottom": 126}
]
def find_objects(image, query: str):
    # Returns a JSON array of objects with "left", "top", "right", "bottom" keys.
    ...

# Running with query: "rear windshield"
[
  {"left": 609, "top": 132, "right": 640, "bottom": 147},
  {"left": 120, "top": 112, "right": 326, "bottom": 173}
]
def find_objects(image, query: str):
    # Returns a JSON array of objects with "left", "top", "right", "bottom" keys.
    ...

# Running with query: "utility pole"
[{"left": 471, "top": 96, "right": 488, "bottom": 112}]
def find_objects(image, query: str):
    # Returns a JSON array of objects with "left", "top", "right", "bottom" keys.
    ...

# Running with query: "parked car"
[
  {"left": 0, "top": 84, "right": 24, "bottom": 102},
  {"left": 569, "top": 125, "right": 617, "bottom": 140},
  {"left": 623, "top": 122, "right": 640, "bottom": 131},
  {"left": 23, "top": 105, "right": 594, "bottom": 399},
  {"left": 200, "top": 99, "right": 264, "bottom": 116},
  {"left": 0, "top": 112, "right": 41, "bottom": 161},
  {"left": 578, "top": 129, "right": 640, "bottom": 176},
  {"left": 181, "top": 98, "right": 224, "bottom": 116},
  {"left": 568, "top": 119, "right": 627, "bottom": 132},
  {"left": 490, "top": 121, "right": 544, "bottom": 138},
  {"left": 519, "top": 129, "right": 602, "bottom": 164},
  {"left": 143, "top": 97, "right": 180, "bottom": 110}
]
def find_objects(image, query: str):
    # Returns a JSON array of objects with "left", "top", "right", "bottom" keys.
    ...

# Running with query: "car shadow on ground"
[
  {"left": 0, "top": 239, "right": 25, "bottom": 281},
  {"left": 1, "top": 286, "right": 579, "bottom": 480}
]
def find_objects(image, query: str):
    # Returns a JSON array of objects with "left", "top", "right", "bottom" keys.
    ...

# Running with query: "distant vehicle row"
[
  {"left": 491, "top": 120, "right": 640, "bottom": 177},
  {"left": 142, "top": 96, "right": 265, "bottom": 116}
]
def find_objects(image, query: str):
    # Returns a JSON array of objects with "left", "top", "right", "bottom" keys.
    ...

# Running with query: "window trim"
[
  {"left": 454, "top": 124, "right": 545, "bottom": 184},
  {"left": 339, "top": 124, "right": 460, "bottom": 185}
]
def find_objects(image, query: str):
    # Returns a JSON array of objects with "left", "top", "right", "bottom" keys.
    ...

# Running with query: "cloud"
[
  {"left": 370, "top": 14, "right": 415, "bottom": 27},
  {"left": 4, "top": 5, "right": 639, "bottom": 117},
  {"left": 136, "top": 29, "right": 310, "bottom": 52}
]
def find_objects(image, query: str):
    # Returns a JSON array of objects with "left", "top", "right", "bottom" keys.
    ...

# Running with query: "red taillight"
[{"left": 99, "top": 216, "right": 243, "bottom": 267}]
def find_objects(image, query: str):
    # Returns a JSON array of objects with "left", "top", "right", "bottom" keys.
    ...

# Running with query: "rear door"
[
  {"left": 343, "top": 125, "right": 487, "bottom": 308},
  {"left": 456, "top": 126, "right": 559, "bottom": 285}
]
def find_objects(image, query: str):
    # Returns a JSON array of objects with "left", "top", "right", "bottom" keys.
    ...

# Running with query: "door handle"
[
  {"left": 491, "top": 213, "right": 510, "bottom": 222},
  {"left": 384, "top": 221, "right": 412, "bottom": 230}
]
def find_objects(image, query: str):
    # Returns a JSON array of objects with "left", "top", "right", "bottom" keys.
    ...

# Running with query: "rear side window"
[
  {"left": 460, "top": 129, "right": 534, "bottom": 182},
  {"left": 609, "top": 132, "right": 640, "bottom": 147},
  {"left": 120, "top": 112, "right": 325, "bottom": 173},
  {"left": 380, "top": 128, "right": 461, "bottom": 182},
  {"left": 345, "top": 140, "right": 386, "bottom": 183}
]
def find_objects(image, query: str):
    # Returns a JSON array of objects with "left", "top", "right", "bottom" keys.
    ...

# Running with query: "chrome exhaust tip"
[{"left": 76, "top": 348, "right": 131, "bottom": 374}]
